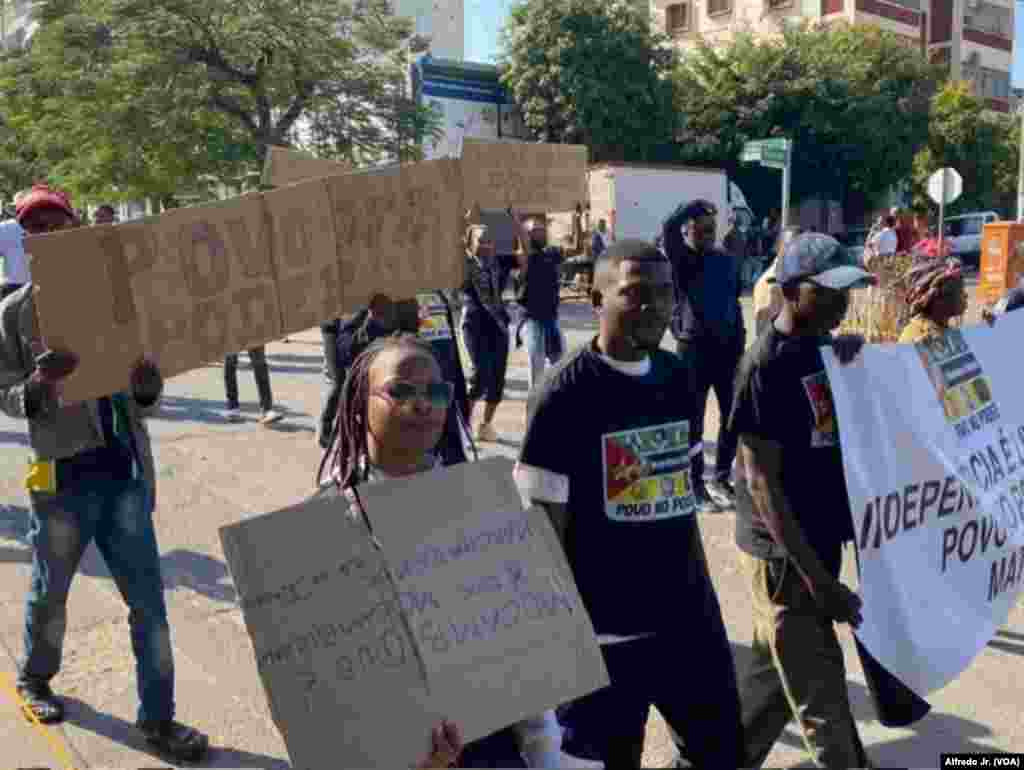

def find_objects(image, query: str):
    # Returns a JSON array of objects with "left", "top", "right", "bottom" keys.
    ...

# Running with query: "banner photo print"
[{"left": 823, "top": 312, "right": 1024, "bottom": 702}]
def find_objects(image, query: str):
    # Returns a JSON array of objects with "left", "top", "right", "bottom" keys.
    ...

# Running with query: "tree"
[
  {"left": 673, "top": 22, "right": 939, "bottom": 218},
  {"left": 911, "top": 80, "right": 1018, "bottom": 217},
  {"left": 0, "top": 0, "right": 441, "bottom": 203},
  {"left": 499, "top": 0, "right": 679, "bottom": 163}
]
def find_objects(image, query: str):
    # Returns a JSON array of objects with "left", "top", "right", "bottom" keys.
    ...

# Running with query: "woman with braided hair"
[
  {"left": 313, "top": 334, "right": 586, "bottom": 769},
  {"left": 897, "top": 255, "right": 968, "bottom": 344}
]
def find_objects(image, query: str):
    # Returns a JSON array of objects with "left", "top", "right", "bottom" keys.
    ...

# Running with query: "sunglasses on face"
[
  {"left": 374, "top": 380, "right": 453, "bottom": 409},
  {"left": 22, "top": 219, "right": 68, "bottom": 234}
]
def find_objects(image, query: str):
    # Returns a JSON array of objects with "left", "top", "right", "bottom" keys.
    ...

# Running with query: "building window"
[
  {"left": 708, "top": 0, "right": 732, "bottom": 16},
  {"left": 666, "top": 2, "right": 691, "bottom": 33}
]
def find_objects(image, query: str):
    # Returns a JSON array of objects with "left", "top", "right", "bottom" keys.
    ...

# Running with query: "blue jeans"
[
  {"left": 19, "top": 477, "right": 175, "bottom": 725},
  {"left": 521, "top": 318, "right": 565, "bottom": 391}
]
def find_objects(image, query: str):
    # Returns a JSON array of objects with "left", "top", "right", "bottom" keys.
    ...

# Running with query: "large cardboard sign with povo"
[{"left": 30, "top": 142, "right": 585, "bottom": 402}]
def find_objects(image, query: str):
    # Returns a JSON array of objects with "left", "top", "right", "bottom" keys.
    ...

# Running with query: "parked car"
[{"left": 943, "top": 211, "right": 1000, "bottom": 267}]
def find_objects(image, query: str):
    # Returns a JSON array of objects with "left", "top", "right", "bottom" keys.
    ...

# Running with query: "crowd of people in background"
[{"left": 4, "top": 179, "right": 1024, "bottom": 769}]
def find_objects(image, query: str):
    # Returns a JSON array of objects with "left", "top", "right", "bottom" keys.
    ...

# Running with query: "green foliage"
[
  {"left": 499, "top": 0, "right": 679, "bottom": 162},
  {"left": 673, "top": 22, "right": 939, "bottom": 211},
  {"left": 910, "top": 80, "right": 1018, "bottom": 216},
  {"left": 0, "top": 0, "right": 441, "bottom": 203}
]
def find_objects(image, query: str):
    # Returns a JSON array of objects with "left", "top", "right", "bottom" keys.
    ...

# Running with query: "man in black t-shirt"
[
  {"left": 509, "top": 210, "right": 565, "bottom": 392},
  {"left": 729, "top": 233, "right": 872, "bottom": 768},
  {"left": 515, "top": 240, "right": 743, "bottom": 768}
]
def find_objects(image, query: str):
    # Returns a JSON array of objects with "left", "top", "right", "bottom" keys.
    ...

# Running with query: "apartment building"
[{"left": 656, "top": 0, "right": 1016, "bottom": 113}]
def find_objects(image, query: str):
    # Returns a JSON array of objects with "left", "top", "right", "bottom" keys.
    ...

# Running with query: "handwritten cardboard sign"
[
  {"left": 142, "top": 193, "right": 283, "bottom": 373},
  {"left": 29, "top": 226, "right": 146, "bottom": 401},
  {"left": 219, "top": 457, "right": 608, "bottom": 770},
  {"left": 32, "top": 142, "right": 586, "bottom": 402},
  {"left": 460, "top": 138, "right": 587, "bottom": 212},
  {"left": 263, "top": 179, "right": 343, "bottom": 335},
  {"left": 262, "top": 146, "right": 352, "bottom": 189},
  {"left": 326, "top": 159, "right": 465, "bottom": 311}
]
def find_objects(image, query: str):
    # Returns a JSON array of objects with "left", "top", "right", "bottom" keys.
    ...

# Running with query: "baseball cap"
[
  {"left": 15, "top": 184, "right": 74, "bottom": 224},
  {"left": 776, "top": 233, "right": 874, "bottom": 290}
]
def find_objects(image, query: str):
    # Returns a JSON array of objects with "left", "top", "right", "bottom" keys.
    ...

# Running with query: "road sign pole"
[
  {"left": 938, "top": 170, "right": 947, "bottom": 255},
  {"left": 781, "top": 140, "right": 791, "bottom": 232}
]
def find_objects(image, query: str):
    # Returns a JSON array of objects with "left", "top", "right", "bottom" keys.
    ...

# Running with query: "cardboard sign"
[
  {"left": 326, "top": 159, "right": 465, "bottom": 310},
  {"left": 262, "top": 146, "right": 351, "bottom": 189},
  {"left": 143, "top": 193, "right": 282, "bottom": 374},
  {"left": 460, "top": 138, "right": 587, "bottom": 212},
  {"left": 219, "top": 457, "right": 608, "bottom": 769},
  {"left": 29, "top": 226, "right": 145, "bottom": 400},
  {"left": 32, "top": 142, "right": 586, "bottom": 402},
  {"left": 263, "top": 179, "right": 344, "bottom": 336}
]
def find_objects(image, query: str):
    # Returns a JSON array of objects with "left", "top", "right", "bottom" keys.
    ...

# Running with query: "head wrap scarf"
[{"left": 903, "top": 255, "right": 962, "bottom": 317}]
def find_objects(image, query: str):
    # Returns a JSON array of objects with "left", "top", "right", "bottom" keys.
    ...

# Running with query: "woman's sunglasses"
[{"left": 374, "top": 380, "right": 453, "bottom": 409}]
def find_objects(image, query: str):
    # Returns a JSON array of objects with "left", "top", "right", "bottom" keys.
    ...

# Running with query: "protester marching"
[{"left": 0, "top": 140, "right": 1022, "bottom": 770}]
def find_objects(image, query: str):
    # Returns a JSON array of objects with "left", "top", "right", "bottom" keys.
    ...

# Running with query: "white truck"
[{"left": 586, "top": 162, "right": 753, "bottom": 247}]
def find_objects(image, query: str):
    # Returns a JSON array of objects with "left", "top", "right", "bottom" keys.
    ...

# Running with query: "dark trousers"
[
  {"left": 21, "top": 478, "right": 175, "bottom": 725},
  {"left": 676, "top": 337, "right": 744, "bottom": 488},
  {"left": 461, "top": 311, "right": 510, "bottom": 405},
  {"left": 319, "top": 323, "right": 343, "bottom": 442},
  {"left": 560, "top": 630, "right": 744, "bottom": 767},
  {"left": 224, "top": 347, "right": 273, "bottom": 412}
]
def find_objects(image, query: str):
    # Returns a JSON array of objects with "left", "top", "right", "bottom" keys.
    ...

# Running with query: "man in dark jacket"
[{"left": 662, "top": 199, "right": 746, "bottom": 513}]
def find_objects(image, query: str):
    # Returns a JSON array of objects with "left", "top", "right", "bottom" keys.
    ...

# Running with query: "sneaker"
[
  {"left": 707, "top": 479, "right": 736, "bottom": 508},
  {"left": 260, "top": 409, "right": 283, "bottom": 425},
  {"left": 137, "top": 719, "right": 209, "bottom": 762},
  {"left": 226, "top": 407, "right": 244, "bottom": 423},
  {"left": 476, "top": 422, "right": 498, "bottom": 443},
  {"left": 15, "top": 680, "right": 63, "bottom": 724}
]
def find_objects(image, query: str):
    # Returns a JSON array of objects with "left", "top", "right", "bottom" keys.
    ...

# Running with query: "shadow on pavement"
[
  {"left": 154, "top": 395, "right": 234, "bottom": 425},
  {"left": 772, "top": 678, "right": 997, "bottom": 769},
  {"left": 159, "top": 548, "right": 237, "bottom": 604},
  {"left": 0, "top": 430, "right": 29, "bottom": 447},
  {"left": 59, "top": 696, "right": 291, "bottom": 769}
]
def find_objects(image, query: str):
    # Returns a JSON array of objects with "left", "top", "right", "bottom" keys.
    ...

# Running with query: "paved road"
[{"left": 0, "top": 293, "right": 1020, "bottom": 768}]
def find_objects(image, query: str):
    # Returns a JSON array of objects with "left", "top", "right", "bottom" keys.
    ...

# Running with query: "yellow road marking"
[{"left": 0, "top": 672, "right": 77, "bottom": 770}]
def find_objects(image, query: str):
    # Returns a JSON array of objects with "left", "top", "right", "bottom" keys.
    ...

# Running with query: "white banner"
[{"left": 824, "top": 312, "right": 1024, "bottom": 698}]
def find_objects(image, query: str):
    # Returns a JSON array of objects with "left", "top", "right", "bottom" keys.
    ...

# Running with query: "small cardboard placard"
[
  {"left": 460, "top": 138, "right": 587, "bottom": 213},
  {"left": 326, "top": 159, "right": 465, "bottom": 311},
  {"left": 218, "top": 457, "right": 608, "bottom": 770},
  {"left": 262, "top": 146, "right": 352, "bottom": 189}
]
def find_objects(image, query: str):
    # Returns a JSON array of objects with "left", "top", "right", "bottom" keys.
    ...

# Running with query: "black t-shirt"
[
  {"left": 518, "top": 341, "right": 719, "bottom": 635},
  {"left": 515, "top": 248, "right": 561, "bottom": 322},
  {"left": 729, "top": 325, "right": 852, "bottom": 578}
]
